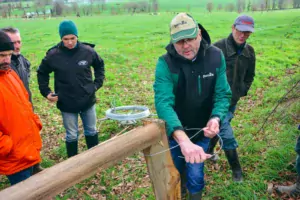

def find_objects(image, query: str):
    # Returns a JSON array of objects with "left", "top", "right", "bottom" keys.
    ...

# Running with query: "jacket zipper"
[
  {"left": 233, "top": 56, "right": 239, "bottom": 92},
  {"left": 198, "top": 75, "right": 201, "bottom": 96}
]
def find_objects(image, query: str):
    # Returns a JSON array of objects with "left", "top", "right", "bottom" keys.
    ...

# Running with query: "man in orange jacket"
[{"left": 0, "top": 31, "right": 42, "bottom": 185}]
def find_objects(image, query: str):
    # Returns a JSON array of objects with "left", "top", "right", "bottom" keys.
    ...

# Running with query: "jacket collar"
[{"left": 226, "top": 34, "right": 251, "bottom": 58}]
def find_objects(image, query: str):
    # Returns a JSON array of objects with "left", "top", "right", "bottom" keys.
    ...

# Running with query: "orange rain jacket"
[{"left": 0, "top": 69, "right": 42, "bottom": 175}]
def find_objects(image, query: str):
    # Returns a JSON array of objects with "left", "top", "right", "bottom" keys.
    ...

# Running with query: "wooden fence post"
[{"left": 143, "top": 119, "right": 181, "bottom": 200}]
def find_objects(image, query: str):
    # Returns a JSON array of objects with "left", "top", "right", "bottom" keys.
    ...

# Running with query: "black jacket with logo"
[
  {"left": 37, "top": 41, "right": 105, "bottom": 113},
  {"left": 214, "top": 34, "right": 255, "bottom": 106}
]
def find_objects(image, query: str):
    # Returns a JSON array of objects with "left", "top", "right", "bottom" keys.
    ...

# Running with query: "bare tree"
[
  {"left": 252, "top": 3, "right": 258, "bottom": 11},
  {"left": 101, "top": 0, "right": 106, "bottom": 11},
  {"left": 0, "top": 4, "right": 9, "bottom": 18},
  {"left": 110, "top": 5, "right": 116, "bottom": 15},
  {"left": 236, "top": 0, "right": 243, "bottom": 13},
  {"left": 138, "top": 1, "right": 148, "bottom": 12},
  {"left": 293, "top": 0, "right": 300, "bottom": 8},
  {"left": 7, "top": 3, "right": 12, "bottom": 17},
  {"left": 247, "top": 0, "right": 252, "bottom": 11},
  {"left": 53, "top": 0, "right": 64, "bottom": 16},
  {"left": 150, "top": 0, "right": 159, "bottom": 14},
  {"left": 217, "top": 3, "right": 223, "bottom": 10},
  {"left": 278, "top": 0, "right": 285, "bottom": 9},
  {"left": 187, "top": 4, "right": 191, "bottom": 12},
  {"left": 71, "top": 2, "right": 79, "bottom": 15},
  {"left": 82, "top": 6, "right": 91, "bottom": 16},
  {"left": 206, "top": 2, "right": 213, "bottom": 13},
  {"left": 264, "top": 0, "right": 271, "bottom": 10},
  {"left": 226, "top": 3, "right": 235, "bottom": 12},
  {"left": 16, "top": 2, "right": 22, "bottom": 9},
  {"left": 272, "top": 0, "right": 277, "bottom": 10},
  {"left": 260, "top": 3, "right": 266, "bottom": 12},
  {"left": 89, "top": 0, "right": 94, "bottom": 15}
]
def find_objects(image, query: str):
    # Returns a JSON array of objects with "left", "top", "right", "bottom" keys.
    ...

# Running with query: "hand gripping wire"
[{"left": 143, "top": 128, "right": 223, "bottom": 161}]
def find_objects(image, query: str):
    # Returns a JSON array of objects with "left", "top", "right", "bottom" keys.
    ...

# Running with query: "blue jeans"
[
  {"left": 219, "top": 105, "right": 238, "bottom": 150},
  {"left": 61, "top": 105, "right": 97, "bottom": 142},
  {"left": 7, "top": 167, "right": 33, "bottom": 185},
  {"left": 169, "top": 136, "right": 210, "bottom": 194}
]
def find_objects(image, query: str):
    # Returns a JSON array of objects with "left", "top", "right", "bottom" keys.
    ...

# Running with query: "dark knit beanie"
[
  {"left": 0, "top": 31, "right": 14, "bottom": 52},
  {"left": 59, "top": 20, "right": 78, "bottom": 39}
]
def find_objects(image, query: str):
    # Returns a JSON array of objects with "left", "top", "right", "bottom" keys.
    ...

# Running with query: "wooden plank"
[
  {"left": 143, "top": 119, "right": 181, "bottom": 200},
  {"left": 0, "top": 123, "right": 162, "bottom": 200}
]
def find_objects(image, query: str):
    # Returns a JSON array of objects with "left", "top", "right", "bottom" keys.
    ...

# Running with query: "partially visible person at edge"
[
  {"left": 276, "top": 124, "right": 300, "bottom": 197},
  {"left": 0, "top": 30, "right": 42, "bottom": 185},
  {"left": 153, "top": 13, "right": 232, "bottom": 199},
  {"left": 1, "top": 26, "right": 44, "bottom": 175},
  {"left": 37, "top": 20, "right": 105, "bottom": 158},
  {"left": 207, "top": 15, "right": 256, "bottom": 182}
]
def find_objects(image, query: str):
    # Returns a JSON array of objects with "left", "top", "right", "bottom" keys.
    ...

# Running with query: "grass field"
[{"left": 0, "top": 7, "right": 300, "bottom": 200}]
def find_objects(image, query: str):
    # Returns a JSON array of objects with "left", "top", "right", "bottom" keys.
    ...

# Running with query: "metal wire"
[
  {"left": 178, "top": 128, "right": 223, "bottom": 160},
  {"left": 105, "top": 105, "right": 151, "bottom": 121},
  {"left": 143, "top": 128, "right": 223, "bottom": 160}
]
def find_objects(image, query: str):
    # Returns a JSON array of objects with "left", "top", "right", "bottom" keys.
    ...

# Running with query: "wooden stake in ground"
[{"left": 143, "top": 119, "right": 181, "bottom": 200}]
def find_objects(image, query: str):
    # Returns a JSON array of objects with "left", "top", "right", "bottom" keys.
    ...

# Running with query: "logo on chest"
[
  {"left": 203, "top": 72, "right": 214, "bottom": 79},
  {"left": 78, "top": 60, "right": 88, "bottom": 66}
]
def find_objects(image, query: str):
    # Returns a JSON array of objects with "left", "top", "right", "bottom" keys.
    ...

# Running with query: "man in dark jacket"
[
  {"left": 37, "top": 20, "right": 105, "bottom": 158},
  {"left": 2, "top": 27, "right": 44, "bottom": 174},
  {"left": 208, "top": 15, "right": 256, "bottom": 182},
  {"left": 1, "top": 27, "right": 31, "bottom": 101},
  {"left": 154, "top": 13, "right": 231, "bottom": 199}
]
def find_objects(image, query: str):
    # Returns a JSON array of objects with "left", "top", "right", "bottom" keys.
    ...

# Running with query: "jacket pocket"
[{"left": 83, "top": 83, "right": 96, "bottom": 95}]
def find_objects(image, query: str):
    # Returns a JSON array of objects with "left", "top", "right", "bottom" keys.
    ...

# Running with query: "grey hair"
[{"left": 1, "top": 27, "right": 20, "bottom": 34}]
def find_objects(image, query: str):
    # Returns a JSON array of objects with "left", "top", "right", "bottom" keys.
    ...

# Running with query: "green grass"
[{"left": 0, "top": 8, "right": 300, "bottom": 200}]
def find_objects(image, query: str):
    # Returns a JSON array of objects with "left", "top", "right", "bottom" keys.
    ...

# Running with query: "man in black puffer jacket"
[{"left": 37, "top": 20, "right": 105, "bottom": 158}]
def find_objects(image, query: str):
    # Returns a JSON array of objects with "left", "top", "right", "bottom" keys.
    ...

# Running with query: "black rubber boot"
[
  {"left": 85, "top": 134, "right": 99, "bottom": 149},
  {"left": 32, "top": 163, "right": 44, "bottom": 175},
  {"left": 224, "top": 149, "right": 243, "bottom": 182},
  {"left": 188, "top": 191, "right": 202, "bottom": 200},
  {"left": 66, "top": 141, "right": 78, "bottom": 158},
  {"left": 276, "top": 175, "right": 300, "bottom": 197}
]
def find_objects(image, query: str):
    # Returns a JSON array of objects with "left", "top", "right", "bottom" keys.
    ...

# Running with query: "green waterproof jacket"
[{"left": 154, "top": 26, "right": 232, "bottom": 137}]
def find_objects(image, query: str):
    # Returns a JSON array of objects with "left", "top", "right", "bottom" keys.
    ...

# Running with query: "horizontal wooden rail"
[{"left": 0, "top": 122, "right": 166, "bottom": 200}]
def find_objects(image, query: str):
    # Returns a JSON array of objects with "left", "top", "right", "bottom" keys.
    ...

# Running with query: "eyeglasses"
[
  {"left": 175, "top": 37, "right": 197, "bottom": 46},
  {"left": 235, "top": 28, "right": 252, "bottom": 36}
]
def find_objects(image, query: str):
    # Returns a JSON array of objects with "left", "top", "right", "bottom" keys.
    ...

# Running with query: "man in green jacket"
[
  {"left": 153, "top": 13, "right": 231, "bottom": 199},
  {"left": 208, "top": 15, "right": 256, "bottom": 182}
]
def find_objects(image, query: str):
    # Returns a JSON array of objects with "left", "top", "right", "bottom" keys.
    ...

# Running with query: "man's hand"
[
  {"left": 173, "top": 130, "right": 212, "bottom": 163},
  {"left": 46, "top": 93, "right": 58, "bottom": 103},
  {"left": 203, "top": 118, "right": 220, "bottom": 138}
]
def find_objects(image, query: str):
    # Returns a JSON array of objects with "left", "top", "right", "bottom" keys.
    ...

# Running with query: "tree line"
[
  {"left": 206, "top": 0, "right": 300, "bottom": 13},
  {"left": 0, "top": 0, "right": 299, "bottom": 18}
]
